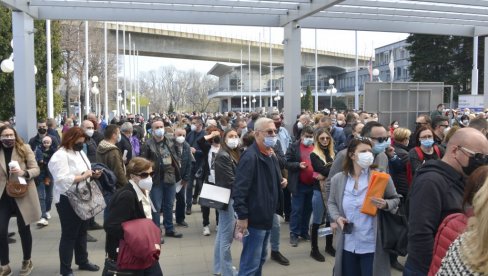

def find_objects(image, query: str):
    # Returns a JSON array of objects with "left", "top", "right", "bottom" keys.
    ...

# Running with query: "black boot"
[
  {"left": 325, "top": 233, "right": 336, "bottom": 257},
  {"left": 310, "top": 224, "right": 325, "bottom": 262}
]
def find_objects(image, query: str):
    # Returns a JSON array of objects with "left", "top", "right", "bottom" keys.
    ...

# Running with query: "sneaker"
[
  {"left": 271, "top": 251, "right": 290, "bottom": 266},
  {"left": 203, "top": 226, "right": 211, "bottom": 236},
  {"left": 45, "top": 212, "right": 51, "bottom": 220},
  {"left": 19, "top": 260, "right": 33, "bottom": 276},
  {"left": 290, "top": 233, "right": 298, "bottom": 247},
  {"left": 37, "top": 218, "right": 49, "bottom": 227},
  {"left": 0, "top": 265, "right": 12, "bottom": 276}
]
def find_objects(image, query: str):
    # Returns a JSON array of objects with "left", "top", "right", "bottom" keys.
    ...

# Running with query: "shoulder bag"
[
  {"left": 6, "top": 173, "right": 28, "bottom": 198},
  {"left": 65, "top": 152, "right": 106, "bottom": 220},
  {"left": 378, "top": 196, "right": 408, "bottom": 256}
]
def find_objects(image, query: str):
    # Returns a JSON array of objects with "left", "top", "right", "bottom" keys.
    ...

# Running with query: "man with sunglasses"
[
  {"left": 233, "top": 118, "right": 286, "bottom": 276},
  {"left": 405, "top": 128, "right": 488, "bottom": 276},
  {"left": 431, "top": 116, "right": 450, "bottom": 148}
]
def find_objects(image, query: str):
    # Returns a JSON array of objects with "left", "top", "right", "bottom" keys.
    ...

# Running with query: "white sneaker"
[
  {"left": 203, "top": 226, "right": 211, "bottom": 236},
  {"left": 37, "top": 218, "right": 48, "bottom": 227},
  {"left": 45, "top": 212, "right": 51, "bottom": 220}
]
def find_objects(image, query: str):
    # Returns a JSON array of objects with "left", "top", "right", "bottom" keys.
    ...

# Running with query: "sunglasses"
[
  {"left": 260, "top": 129, "right": 278, "bottom": 136},
  {"left": 319, "top": 136, "right": 331, "bottom": 141},
  {"left": 370, "top": 136, "right": 389, "bottom": 143},
  {"left": 136, "top": 172, "right": 155, "bottom": 179},
  {"left": 458, "top": 146, "right": 488, "bottom": 164}
]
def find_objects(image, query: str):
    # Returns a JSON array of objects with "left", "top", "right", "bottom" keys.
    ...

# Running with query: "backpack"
[{"left": 406, "top": 145, "right": 441, "bottom": 186}]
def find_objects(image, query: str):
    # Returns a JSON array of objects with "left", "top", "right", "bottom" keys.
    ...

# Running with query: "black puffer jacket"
[
  {"left": 406, "top": 160, "right": 465, "bottom": 274},
  {"left": 390, "top": 142, "right": 410, "bottom": 197}
]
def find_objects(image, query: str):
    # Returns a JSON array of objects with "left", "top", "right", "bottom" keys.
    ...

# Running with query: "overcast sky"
[{"left": 122, "top": 23, "right": 409, "bottom": 74}]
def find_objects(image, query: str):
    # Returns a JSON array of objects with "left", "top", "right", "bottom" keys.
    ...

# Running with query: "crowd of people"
[{"left": 0, "top": 104, "right": 488, "bottom": 276}]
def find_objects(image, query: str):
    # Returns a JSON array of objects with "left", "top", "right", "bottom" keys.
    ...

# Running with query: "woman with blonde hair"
[
  {"left": 309, "top": 127, "right": 335, "bottom": 261},
  {"left": 436, "top": 177, "right": 488, "bottom": 275}
]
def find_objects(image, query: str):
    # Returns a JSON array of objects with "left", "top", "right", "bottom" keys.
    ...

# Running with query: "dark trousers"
[
  {"left": 283, "top": 187, "right": 291, "bottom": 220},
  {"left": 175, "top": 185, "right": 186, "bottom": 223},
  {"left": 0, "top": 193, "right": 32, "bottom": 266},
  {"left": 56, "top": 195, "right": 89, "bottom": 275},
  {"left": 201, "top": 206, "right": 219, "bottom": 227},
  {"left": 342, "top": 250, "right": 374, "bottom": 276}
]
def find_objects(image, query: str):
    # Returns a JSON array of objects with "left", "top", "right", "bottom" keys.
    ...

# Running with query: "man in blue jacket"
[{"left": 233, "top": 118, "right": 287, "bottom": 276}]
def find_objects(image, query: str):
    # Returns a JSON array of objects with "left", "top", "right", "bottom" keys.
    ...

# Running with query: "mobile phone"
[{"left": 343, "top": 222, "right": 354, "bottom": 234}]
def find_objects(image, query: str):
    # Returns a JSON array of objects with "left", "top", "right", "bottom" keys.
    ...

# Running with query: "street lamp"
[
  {"left": 252, "top": 94, "right": 256, "bottom": 109},
  {"left": 326, "top": 78, "right": 337, "bottom": 109},
  {"left": 91, "top": 76, "right": 99, "bottom": 115},
  {"left": 372, "top": 69, "right": 382, "bottom": 82},
  {"left": 1, "top": 40, "right": 37, "bottom": 74}
]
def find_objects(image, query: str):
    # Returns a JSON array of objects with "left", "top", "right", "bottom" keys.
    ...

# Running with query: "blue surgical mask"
[
  {"left": 263, "top": 136, "right": 278, "bottom": 148},
  {"left": 302, "top": 138, "right": 314, "bottom": 147},
  {"left": 153, "top": 128, "right": 165, "bottom": 137},
  {"left": 420, "top": 139, "right": 435, "bottom": 148},
  {"left": 372, "top": 141, "right": 389, "bottom": 154}
]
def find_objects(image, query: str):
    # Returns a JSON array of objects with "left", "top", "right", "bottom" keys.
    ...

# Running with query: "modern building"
[{"left": 208, "top": 39, "right": 412, "bottom": 112}]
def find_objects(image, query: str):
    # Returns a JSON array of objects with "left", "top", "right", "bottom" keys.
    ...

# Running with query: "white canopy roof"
[{"left": 2, "top": 0, "right": 488, "bottom": 37}]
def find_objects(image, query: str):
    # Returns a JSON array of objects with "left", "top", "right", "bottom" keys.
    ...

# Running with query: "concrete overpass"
[{"left": 103, "top": 23, "right": 368, "bottom": 68}]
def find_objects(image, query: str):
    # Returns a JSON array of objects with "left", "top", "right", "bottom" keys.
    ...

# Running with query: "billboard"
[{"left": 458, "top": 95, "right": 484, "bottom": 112}]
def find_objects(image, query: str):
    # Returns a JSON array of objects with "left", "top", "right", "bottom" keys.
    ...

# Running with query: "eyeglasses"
[
  {"left": 354, "top": 137, "right": 372, "bottom": 142},
  {"left": 319, "top": 137, "right": 331, "bottom": 141},
  {"left": 259, "top": 129, "right": 278, "bottom": 136},
  {"left": 370, "top": 136, "right": 389, "bottom": 143},
  {"left": 458, "top": 146, "right": 488, "bottom": 164},
  {"left": 136, "top": 172, "right": 155, "bottom": 179}
]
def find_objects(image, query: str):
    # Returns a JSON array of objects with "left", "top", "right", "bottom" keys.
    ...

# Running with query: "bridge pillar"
[
  {"left": 12, "top": 12, "right": 37, "bottom": 141},
  {"left": 283, "top": 22, "right": 302, "bottom": 134}
]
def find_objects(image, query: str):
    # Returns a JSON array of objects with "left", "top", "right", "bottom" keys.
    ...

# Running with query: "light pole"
[
  {"left": 243, "top": 96, "right": 247, "bottom": 112},
  {"left": 274, "top": 89, "right": 281, "bottom": 111},
  {"left": 116, "top": 89, "right": 122, "bottom": 117},
  {"left": 252, "top": 94, "right": 256, "bottom": 110},
  {"left": 1, "top": 40, "right": 37, "bottom": 74},
  {"left": 372, "top": 68, "right": 381, "bottom": 82},
  {"left": 326, "top": 78, "right": 337, "bottom": 109},
  {"left": 91, "top": 76, "right": 100, "bottom": 115}
]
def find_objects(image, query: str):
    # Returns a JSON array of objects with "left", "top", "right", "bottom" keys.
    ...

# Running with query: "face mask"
[
  {"left": 393, "top": 124, "right": 399, "bottom": 129},
  {"left": 73, "top": 142, "right": 84, "bottom": 151},
  {"left": 356, "top": 152, "right": 374, "bottom": 169},
  {"left": 297, "top": 122, "right": 304, "bottom": 129},
  {"left": 337, "top": 120, "right": 345, "bottom": 126},
  {"left": 462, "top": 155, "right": 488, "bottom": 176},
  {"left": 38, "top": 128, "right": 47, "bottom": 135},
  {"left": 263, "top": 136, "right": 278, "bottom": 148},
  {"left": 331, "top": 119, "right": 337, "bottom": 125},
  {"left": 1, "top": 138, "right": 15, "bottom": 148},
  {"left": 175, "top": 136, "right": 185, "bottom": 144},
  {"left": 464, "top": 112, "right": 470, "bottom": 116},
  {"left": 117, "top": 133, "right": 122, "bottom": 143},
  {"left": 138, "top": 177, "right": 153, "bottom": 191},
  {"left": 226, "top": 138, "right": 239, "bottom": 149},
  {"left": 191, "top": 124, "right": 197, "bottom": 131},
  {"left": 302, "top": 137, "right": 314, "bottom": 147},
  {"left": 43, "top": 143, "right": 52, "bottom": 148},
  {"left": 372, "top": 141, "right": 389, "bottom": 154},
  {"left": 463, "top": 120, "right": 469, "bottom": 125},
  {"left": 443, "top": 127, "right": 451, "bottom": 136},
  {"left": 274, "top": 122, "right": 282, "bottom": 129},
  {"left": 85, "top": 129, "right": 94, "bottom": 137},
  {"left": 420, "top": 139, "right": 434, "bottom": 148},
  {"left": 153, "top": 128, "right": 165, "bottom": 137}
]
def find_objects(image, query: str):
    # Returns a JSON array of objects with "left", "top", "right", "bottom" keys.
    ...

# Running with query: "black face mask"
[
  {"left": 213, "top": 136, "right": 221, "bottom": 144},
  {"left": 38, "top": 128, "right": 47, "bottom": 135},
  {"left": 462, "top": 155, "right": 488, "bottom": 175},
  {"left": 1, "top": 138, "right": 15, "bottom": 148},
  {"left": 73, "top": 142, "right": 84, "bottom": 151}
]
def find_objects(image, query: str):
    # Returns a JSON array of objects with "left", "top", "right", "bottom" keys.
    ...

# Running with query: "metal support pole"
[
  {"left": 46, "top": 20, "right": 54, "bottom": 118},
  {"left": 104, "top": 22, "right": 108, "bottom": 121},
  {"left": 283, "top": 22, "right": 301, "bottom": 134},
  {"left": 472, "top": 36, "right": 479, "bottom": 95},
  {"left": 116, "top": 23, "right": 119, "bottom": 117},
  {"left": 314, "top": 29, "right": 318, "bottom": 112},
  {"left": 84, "top": 21, "right": 90, "bottom": 116},
  {"left": 484, "top": 37, "right": 488, "bottom": 108},
  {"left": 240, "top": 49, "right": 243, "bottom": 113},
  {"left": 248, "top": 43, "right": 251, "bottom": 112},
  {"left": 269, "top": 27, "right": 273, "bottom": 111},
  {"left": 123, "top": 25, "right": 126, "bottom": 116},
  {"left": 259, "top": 32, "right": 262, "bottom": 108},
  {"left": 354, "top": 30, "right": 359, "bottom": 110},
  {"left": 128, "top": 34, "right": 132, "bottom": 114}
]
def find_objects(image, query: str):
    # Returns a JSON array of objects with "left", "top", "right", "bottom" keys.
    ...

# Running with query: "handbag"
[
  {"left": 6, "top": 174, "right": 28, "bottom": 198},
  {"left": 198, "top": 183, "right": 231, "bottom": 210},
  {"left": 378, "top": 197, "right": 408, "bottom": 256},
  {"left": 65, "top": 179, "right": 106, "bottom": 220}
]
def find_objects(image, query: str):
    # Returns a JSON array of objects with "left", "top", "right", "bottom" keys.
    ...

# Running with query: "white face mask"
[
  {"left": 138, "top": 177, "right": 153, "bottom": 191},
  {"left": 175, "top": 136, "right": 185, "bottom": 144},
  {"left": 356, "top": 152, "right": 374, "bottom": 169},
  {"left": 226, "top": 138, "right": 239, "bottom": 149},
  {"left": 191, "top": 124, "right": 197, "bottom": 131},
  {"left": 297, "top": 122, "right": 304, "bottom": 129},
  {"left": 85, "top": 129, "right": 94, "bottom": 137},
  {"left": 117, "top": 133, "right": 122, "bottom": 143}
]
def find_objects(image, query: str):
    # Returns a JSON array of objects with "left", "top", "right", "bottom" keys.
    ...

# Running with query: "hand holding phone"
[{"left": 343, "top": 222, "right": 354, "bottom": 234}]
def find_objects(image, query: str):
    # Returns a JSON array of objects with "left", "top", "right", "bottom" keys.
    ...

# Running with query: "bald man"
[{"left": 405, "top": 128, "right": 488, "bottom": 275}]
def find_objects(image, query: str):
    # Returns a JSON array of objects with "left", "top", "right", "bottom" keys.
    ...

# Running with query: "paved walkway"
[{"left": 8, "top": 207, "right": 404, "bottom": 276}]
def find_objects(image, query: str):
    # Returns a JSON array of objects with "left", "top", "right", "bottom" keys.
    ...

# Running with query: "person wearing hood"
[
  {"left": 96, "top": 124, "right": 127, "bottom": 189},
  {"left": 404, "top": 127, "right": 488, "bottom": 275}
]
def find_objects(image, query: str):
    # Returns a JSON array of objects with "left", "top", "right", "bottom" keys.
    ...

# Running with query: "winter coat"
[
  {"left": 406, "top": 160, "right": 465, "bottom": 274},
  {"left": 96, "top": 140, "right": 127, "bottom": 189},
  {"left": 116, "top": 134, "right": 133, "bottom": 165},
  {"left": 390, "top": 142, "right": 410, "bottom": 197}
]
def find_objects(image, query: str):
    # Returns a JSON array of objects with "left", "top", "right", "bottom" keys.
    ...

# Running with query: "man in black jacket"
[
  {"left": 233, "top": 118, "right": 287, "bottom": 276},
  {"left": 405, "top": 128, "right": 488, "bottom": 275},
  {"left": 116, "top": 122, "right": 133, "bottom": 165}
]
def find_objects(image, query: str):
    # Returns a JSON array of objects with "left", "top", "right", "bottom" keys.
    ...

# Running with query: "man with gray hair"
[{"left": 116, "top": 122, "right": 133, "bottom": 164}]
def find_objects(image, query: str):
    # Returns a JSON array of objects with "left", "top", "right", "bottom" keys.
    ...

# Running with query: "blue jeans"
[
  {"left": 290, "top": 184, "right": 313, "bottom": 236},
  {"left": 312, "top": 189, "right": 324, "bottom": 225},
  {"left": 213, "top": 200, "right": 235, "bottom": 276},
  {"left": 150, "top": 182, "right": 176, "bottom": 232},
  {"left": 342, "top": 250, "right": 374, "bottom": 276},
  {"left": 238, "top": 227, "right": 270, "bottom": 276},
  {"left": 270, "top": 214, "right": 280, "bottom": 252},
  {"left": 403, "top": 260, "right": 427, "bottom": 276},
  {"left": 36, "top": 178, "right": 54, "bottom": 219}
]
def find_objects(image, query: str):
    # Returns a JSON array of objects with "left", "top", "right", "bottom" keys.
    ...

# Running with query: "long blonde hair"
[
  {"left": 312, "top": 128, "right": 335, "bottom": 163},
  {"left": 461, "top": 177, "right": 488, "bottom": 273}
]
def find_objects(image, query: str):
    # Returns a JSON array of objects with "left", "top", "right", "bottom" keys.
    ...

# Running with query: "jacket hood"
[
  {"left": 416, "top": 159, "right": 464, "bottom": 184},
  {"left": 97, "top": 140, "right": 120, "bottom": 155}
]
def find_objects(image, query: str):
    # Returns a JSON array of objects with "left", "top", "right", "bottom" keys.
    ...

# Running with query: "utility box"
[{"left": 364, "top": 82, "right": 444, "bottom": 130}]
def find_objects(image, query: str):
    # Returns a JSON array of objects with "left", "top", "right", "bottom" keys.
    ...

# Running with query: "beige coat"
[{"left": 0, "top": 144, "right": 41, "bottom": 225}]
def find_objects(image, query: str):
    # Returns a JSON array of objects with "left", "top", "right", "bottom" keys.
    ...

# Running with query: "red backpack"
[{"left": 406, "top": 145, "right": 441, "bottom": 186}]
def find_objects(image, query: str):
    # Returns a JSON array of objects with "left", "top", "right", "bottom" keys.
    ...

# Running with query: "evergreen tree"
[
  {"left": 301, "top": 85, "right": 313, "bottom": 112},
  {"left": 168, "top": 101, "right": 174, "bottom": 113}
]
